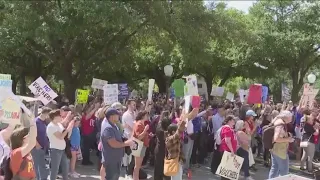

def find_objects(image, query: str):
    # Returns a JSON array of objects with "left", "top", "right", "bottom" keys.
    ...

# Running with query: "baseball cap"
[
  {"left": 105, "top": 108, "right": 120, "bottom": 119},
  {"left": 246, "top": 110, "right": 257, "bottom": 117},
  {"left": 111, "top": 102, "right": 123, "bottom": 110},
  {"left": 61, "top": 106, "right": 71, "bottom": 112}
]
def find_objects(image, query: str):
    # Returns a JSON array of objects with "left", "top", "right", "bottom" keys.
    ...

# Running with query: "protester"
[{"left": 69, "top": 116, "right": 81, "bottom": 178}]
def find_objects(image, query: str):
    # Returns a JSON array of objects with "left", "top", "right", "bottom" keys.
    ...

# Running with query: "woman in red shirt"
[
  {"left": 133, "top": 111, "right": 150, "bottom": 180},
  {"left": 219, "top": 115, "right": 237, "bottom": 154}
]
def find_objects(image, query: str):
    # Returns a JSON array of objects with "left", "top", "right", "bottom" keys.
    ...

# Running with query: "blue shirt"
[
  {"left": 70, "top": 127, "right": 81, "bottom": 147},
  {"left": 35, "top": 117, "right": 49, "bottom": 149},
  {"left": 212, "top": 113, "right": 224, "bottom": 133},
  {"left": 192, "top": 117, "right": 202, "bottom": 133}
]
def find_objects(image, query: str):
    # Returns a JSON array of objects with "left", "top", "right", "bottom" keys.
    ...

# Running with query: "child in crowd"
[{"left": 70, "top": 116, "right": 81, "bottom": 178}]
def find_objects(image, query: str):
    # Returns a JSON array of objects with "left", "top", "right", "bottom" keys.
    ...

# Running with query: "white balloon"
[{"left": 308, "top": 73, "right": 316, "bottom": 84}]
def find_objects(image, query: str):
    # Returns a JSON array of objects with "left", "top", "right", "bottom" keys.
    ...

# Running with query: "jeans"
[
  {"left": 31, "top": 148, "right": 48, "bottom": 180},
  {"left": 301, "top": 143, "right": 315, "bottom": 171},
  {"left": 104, "top": 162, "right": 121, "bottom": 180},
  {"left": 237, "top": 148, "right": 250, "bottom": 177},
  {"left": 183, "top": 137, "right": 194, "bottom": 170},
  {"left": 171, "top": 163, "right": 183, "bottom": 180},
  {"left": 268, "top": 152, "right": 289, "bottom": 179},
  {"left": 50, "top": 149, "right": 69, "bottom": 180}
]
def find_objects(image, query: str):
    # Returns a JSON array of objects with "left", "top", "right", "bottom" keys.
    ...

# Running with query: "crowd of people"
[{"left": 0, "top": 93, "right": 318, "bottom": 180}]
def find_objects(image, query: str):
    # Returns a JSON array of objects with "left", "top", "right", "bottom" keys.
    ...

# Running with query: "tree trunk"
[
  {"left": 291, "top": 70, "right": 305, "bottom": 104},
  {"left": 218, "top": 67, "right": 233, "bottom": 86},
  {"left": 155, "top": 76, "right": 167, "bottom": 94},
  {"left": 12, "top": 76, "right": 17, "bottom": 94},
  {"left": 62, "top": 60, "right": 77, "bottom": 103},
  {"left": 205, "top": 75, "right": 213, "bottom": 99},
  {"left": 19, "top": 72, "right": 27, "bottom": 95}
]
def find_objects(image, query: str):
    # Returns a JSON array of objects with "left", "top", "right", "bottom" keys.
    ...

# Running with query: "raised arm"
[{"left": 20, "top": 112, "right": 37, "bottom": 157}]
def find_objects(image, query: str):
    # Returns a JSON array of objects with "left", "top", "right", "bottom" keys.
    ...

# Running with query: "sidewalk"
[{"left": 254, "top": 157, "right": 314, "bottom": 178}]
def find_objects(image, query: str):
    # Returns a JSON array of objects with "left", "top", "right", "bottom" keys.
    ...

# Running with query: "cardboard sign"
[
  {"left": 131, "top": 137, "right": 144, "bottom": 157},
  {"left": 185, "top": 75, "right": 198, "bottom": 96},
  {"left": 300, "top": 83, "right": 319, "bottom": 109},
  {"left": 216, "top": 151, "right": 244, "bottom": 180},
  {"left": 148, "top": 79, "right": 155, "bottom": 102},
  {"left": 0, "top": 97, "right": 21, "bottom": 124},
  {"left": 238, "top": 89, "right": 245, "bottom": 103},
  {"left": 191, "top": 95, "right": 200, "bottom": 108},
  {"left": 211, "top": 87, "right": 224, "bottom": 97},
  {"left": 0, "top": 74, "right": 11, "bottom": 80},
  {"left": 76, "top": 89, "right": 90, "bottom": 104},
  {"left": 91, "top": 78, "right": 108, "bottom": 90},
  {"left": 171, "top": 79, "right": 185, "bottom": 97},
  {"left": 103, "top": 84, "right": 119, "bottom": 105},
  {"left": 28, "top": 77, "right": 58, "bottom": 105},
  {"left": 0, "top": 79, "right": 12, "bottom": 92},
  {"left": 281, "top": 84, "right": 291, "bottom": 102},
  {"left": 262, "top": 86, "right": 268, "bottom": 103},
  {"left": 247, "top": 84, "right": 262, "bottom": 104},
  {"left": 226, "top": 92, "right": 234, "bottom": 101}
]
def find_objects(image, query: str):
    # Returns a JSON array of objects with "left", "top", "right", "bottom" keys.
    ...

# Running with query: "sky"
[{"left": 225, "top": 1, "right": 255, "bottom": 13}]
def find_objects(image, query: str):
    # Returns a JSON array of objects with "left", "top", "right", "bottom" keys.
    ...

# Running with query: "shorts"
[
  {"left": 132, "top": 146, "right": 147, "bottom": 157},
  {"left": 70, "top": 145, "right": 80, "bottom": 152}
]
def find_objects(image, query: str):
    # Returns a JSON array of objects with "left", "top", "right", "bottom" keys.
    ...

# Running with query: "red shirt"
[
  {"left": 81, "top": 114, "right": 95, "bottom": 135},
  {"left": 219, "top": 125, "right": 237, "bottom": 152},
  {"left": 134, "top": 121, "right": 150, "bottom": 147}
]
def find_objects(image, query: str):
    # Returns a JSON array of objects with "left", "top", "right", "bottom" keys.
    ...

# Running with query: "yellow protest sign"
[
  {"left": 76, "top": 89, "right": 90, "bottom": 104},
  {"left": 0, "top": 97, "right": 21, "bottom": 124}
]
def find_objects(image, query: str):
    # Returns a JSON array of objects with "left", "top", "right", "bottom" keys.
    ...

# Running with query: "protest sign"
[
  {"left": 76, "top": 89, "right": 90, "bottom": 104},
  {"left": 118, "top": 83, "right": 129, "bottom": 100},
  {"left": 148, "top": 79, "right": 155, "bottom": 102},
  {"left": 0, "top": 79, "right": 12, "bottom": 92},
  {"left": 262, "top": 86, "right": 268, "bottom": 103},
  {"left": 185, "top": 75, "right": 198, "bottom": 96},
  {"left": 300, "top": 83, "right": 319, "bottom": 109},
  {"left": 216, "top": 151, "right": 244, "bottom": 180},
  {"left": 211, "top": 87, "right": 224, "bottom": 97},
  {"left": 171, "top": 79, "right": 185, "bottom": 97},
  {"left": 91, "top": 78, "right": 108, "bottom": 90},
  {"left": 226, "top": 92, "right": 234, "bottom": 101},
  {"left": 247, "top": 84, "right": 262, "bottom": 104},
  {"left": 0, "top": 74, "right": 11, "bottom": 80},
  {"left": 281, "top": 83, "right": 291, "bottom": 102},
  {"left": 0, "top": 97, "right": 21, "bottom": 124},
  {"left": 238, "top": 89, "right": 245, "bottom": 103},
  {"left": 28, "top": 77, "right": 58, "bottom": 105},
  {"left": 103, "top": 84, "right": 119, "bottom": 105}
]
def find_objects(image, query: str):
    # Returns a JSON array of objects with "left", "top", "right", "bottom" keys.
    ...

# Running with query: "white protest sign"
[
  {"left": 103, "top": 84, "right": 118, "bottom": 105},
  {"left": 238, "top": 89, "right": 245, "bottom": 102},
  {"left": 300, "top": 83, "right": 319, "bottom": 109},
  {"left": 28, "top": 77, "right": 58, "bottom": 105},
  {"left": 0, "top": 74, "right": 11, "bottom": 80},
  {"left": 0, "top": 79, "right": 12, "bottom": 92},
  {"left": 269, "top": 174, "right": 311, "bottom": 180},
  {"left": 216, "top": 151, "right": 244, "bottom": 180},
  {"left": 185, "top": 75, "right": 198, "bottom": 96},
  {"left": 91, "top": 78, "right": 108, "bottom": 90},
  {"left": 131, "top": 137, "right": 144, "bottom": 157},
  {"left": 211, "top": 87, "right": 224, "bottom": 97},
  {"left": 148, "top": 79, "right": 155, "bottom": 102},
  {"left": 226, "top": 92, "right": 234, "bottom": 101}
]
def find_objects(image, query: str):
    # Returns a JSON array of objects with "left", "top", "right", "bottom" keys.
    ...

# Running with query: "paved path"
[{"left": 71, "top": 154, "right": 313, "bottom": 180}]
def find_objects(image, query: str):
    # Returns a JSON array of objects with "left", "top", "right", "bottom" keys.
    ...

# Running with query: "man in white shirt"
[{"left": 212, "top": 105, "right": 225, "bottom": 134}]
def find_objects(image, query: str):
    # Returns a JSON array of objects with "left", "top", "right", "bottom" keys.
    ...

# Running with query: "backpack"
[
  {"left": 262, "top": 123, "right": 285, "bottom": 150},
  {"left": 214, "top": 126, "right": 223, "bottom": 145}
]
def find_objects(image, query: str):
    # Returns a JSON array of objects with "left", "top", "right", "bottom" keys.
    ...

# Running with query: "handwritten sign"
[
  {"left": 226, "top": 92, "right": 234, "bottom": 101},
  {"left": 103, "top": 84, "right": 118, "bottom": 105},
  {"left": 0, "top": 79, "right": 12, "bottom": 92},
  {"left": 28, "top": 77, "right": 58, "bottom": 105},
  {"left": 216, "top": 151, "right": 244, "bottom": 180},
  {"left": 185, "top": 75, "right": 198, "bottom": 96},
  {"left": 91, "top": 78, "right": 108, "bottom": 90},
  {"left": 300, "top": 83, "right": 319, "bottom": 109},
  {"left": 211, "top": 87, "right": 224, "bottom": 97},
  {"left": 76, "top": 89, "right": 90, "bottom": 104},
  {"left": 0, "top": 97, "right": 21, "bottom": 124},
  {"left": 0, "top": 74, "right": 11, "bottom": 80}
]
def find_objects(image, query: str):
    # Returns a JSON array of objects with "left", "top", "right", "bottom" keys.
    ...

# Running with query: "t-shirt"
[
  {"left": 122, "top": 110, "right": 135, "bottom": 138},
  {"left": 10, "top": 148, "right": 36, "bottom": 179},
  {"left": 70, "top": 127, "right": 81, "bottom": 147},
  {"left": 101, "top": 121, "right": 124, "bottom": 165},
  {"left": 81, "top": 114, "right": 95, "bottom": 135},
  {"left": 219, "top": 125, "right": 237, "bottom": 152},
  {"left": 35, "top": 117, "right": 49, "bottom": 149},
  {"left": 302, "top": 123, "right": 315, "bottom": 143},
  {"left": 133, "top": 121, "right": 150, "bottom": 147},
  {"left": 47, "top": 122, "right": 66, "bottom": 150},
  {"left": 0, "top": 134, "right": 10, "bottom": 165},
  {"left": 186, "top": 120, "right": 194, "bottom": 135}
]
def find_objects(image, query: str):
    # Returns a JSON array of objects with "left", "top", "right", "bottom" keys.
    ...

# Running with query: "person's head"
[
  {"left": 135, "top": 111, "right": 149, "bottom": 122},
  {"left": 69, "top": 105, "right": 75, "bottom": 113},
  {"left": 276, "top": 110, "right": 293, "bottom": 124},
  {"left": 111, "top": 102, "right": 125, "bottom": 114},
  {"left": 105, "top": 108, "right": 120, "bottom": 124},
  {"left": 217, "top": 105, "right": 225, "bottom": 116},
  {"left": 95, "top": 107, "right": 107, "bottom": 120},
  {"left": 60, "top": 106, "right": 71, "bottom": 119},
  {"left": 73, "top": 116, "right": 81, "bottom": 127},
  {"left": 167, "top": 123, "right": 178, "bottom": 136},
  {"left": 222, "top": 115, "right": 236, "bottom": 128},
  {"left": 126, "top": 99, "right": 136, "bottom": 112},
  {"left": 49, "top": 109, "right": 62, "bottom": 123},
  {"left": 305, "top": 115, "right": 315, "bottom": 125},
  {"left": 160, "top": 116, "right": 171, "bottom": 131},
  {"left": 10, "top": 126, "right": 29, "bottom": 150},
  {"left": 235, "top": 120, "right": 245, "bottom": 131},
  {"left": 39, "top": 107, "right": 52, "bottom": 120},
  {"left": 160, "top": 110, "right": 170, "bottom": 121},
  {"left": 245, "top": 110, "right": 257, "bottom": 122}
]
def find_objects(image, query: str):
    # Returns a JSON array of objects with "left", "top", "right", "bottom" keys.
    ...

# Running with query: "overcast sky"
[{"left": 225, "top": 1, "right": 255, "bottom": 13}]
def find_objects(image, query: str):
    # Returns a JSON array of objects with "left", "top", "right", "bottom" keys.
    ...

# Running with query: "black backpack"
[{"left": 262, "top": 123, "right": 285, "bottom": 150}]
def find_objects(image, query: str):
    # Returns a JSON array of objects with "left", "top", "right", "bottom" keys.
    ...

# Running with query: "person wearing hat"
[
  {"left": 101, "top": 108, "right": 134, "bottom": 180},
  {"left": 244, "top": 109, "right": 258, "bottom": 171}
]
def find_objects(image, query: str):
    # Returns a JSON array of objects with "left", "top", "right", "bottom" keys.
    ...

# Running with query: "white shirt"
[
  {"left": 186, "top": 120, "right": 194, "bottom": 134},
  {"left": 0, "top": 134, "right": 10, "bottom": 165},
  {"left": 47, "top": 122, "right": 66, "bottom": 150},
  {"left": 212, "top": 113, "right": 224, "bottom": 134},
  {"left": 122, "top": 110, "right": 135, "bottom": 138}
]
